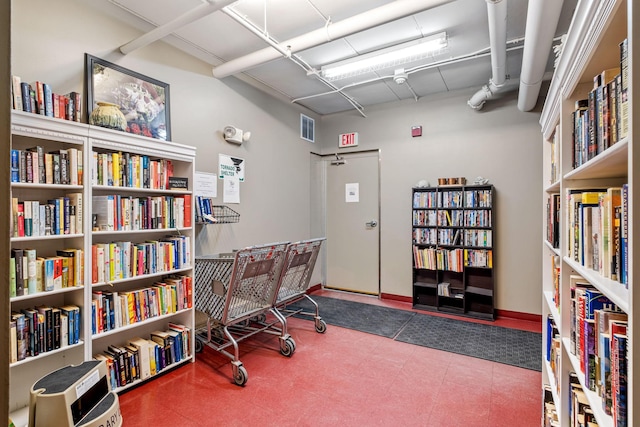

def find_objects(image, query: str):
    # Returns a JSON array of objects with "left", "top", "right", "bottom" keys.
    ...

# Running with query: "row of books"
[
  {"left": 551, "top": 255, "right": 560, "bottom": 310},
  {"left": 569, "top": 277, "right": 627, "bottom": 423},
  {"left": 571, "top": 38, "right": 628, "bottom": 169},
  {"left": 412, "top": 209, "right": 491, "bottom": 228},
  {"left": 92, "top": 194, "right": 192, "bottom": 232},
  {"left": 542, "top": 385, "right": 558, "bottom": 426},
  {"left": 464, "top": 189, "right": 492, "bottom": 208},
  {"left": 413, "top": 189, "right": 493, "bottom": 209},
  {"left": 91, "top": 276, "right": 192, "bottom": 335},
  {"left": 567, "top": 186, "right": 627, "bottom": 286},
  {"left": 569, "top": 375, "right": 599, "bottom": 427},
  {"left": 549, "top": 125, "right": 560, "bottom": 185},
  {"left": 94, "top": 323, "right": 191, "bottom": 390},
  {"left": 91, "top": 151, "right": 175, "bottom": 190},
  {"left": 11, "top": 147, "right": 83, "bottom": 186},
  {"left": 413, "top": 228, "right": 437, "bottom": 245},
  {"left": 464, "top": 229, "right": 492, "bottom": 247},
  {"left": 11, "top": 193, "right": 83, "bottom": 237},
  {"left": 464, "top": 210, "right": 491, "bottom": 227},
  {"left": 10, "top": 247, "right": 83, "bottom": 297},
  {"left": 546, "top": 193, "right": 560, "bottom": 249},
  {"left": 10, "top": 304, "right": 81, "bottom": 363},
  {"left": 91, "top": 236, "right": 191, "bottom": 284},
  {"left": 464, "top": 249, "right": 492, "bottom": 268},
  {"left": 436, "top": 282, "right": 463, "bottom": 298},
  {"left": 413, "top": 247, "right": 464, "bottom": 272},
  {"left": 11, "top": 75, "right": 82, "bottom": 122}
]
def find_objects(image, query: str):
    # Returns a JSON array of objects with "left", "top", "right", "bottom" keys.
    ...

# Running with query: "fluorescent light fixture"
[{"left": 321, "top": 32, "right": 448, "bottom": 81}]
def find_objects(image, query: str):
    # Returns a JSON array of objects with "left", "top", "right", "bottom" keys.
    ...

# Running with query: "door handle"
[{"left": 366, "top": 220, "right": 378, "bottom": 228}]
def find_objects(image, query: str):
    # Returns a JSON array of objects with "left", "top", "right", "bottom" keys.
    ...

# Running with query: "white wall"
[
  {"left": 11, "top": 0, "right": 544, "bottom": 315},
  {"left": 11, "top": 0, "right": 320, "bottom": 256},
  {"left": 319, "top": 89, "right": 543, "bottom": 315}
]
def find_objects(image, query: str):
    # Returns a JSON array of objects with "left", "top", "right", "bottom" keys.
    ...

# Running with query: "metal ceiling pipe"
[
  {"left": 517, "top": 0, "right": 564, "bottom": 111},
  {"left": 212, "top": 0, "right": 454, "bottom": 78},
  {"left": 468, "top": 0, "right": 507, "bottom": 110},
  {"left": 119, "top": 0, "right": 237, "bottom": 55}
]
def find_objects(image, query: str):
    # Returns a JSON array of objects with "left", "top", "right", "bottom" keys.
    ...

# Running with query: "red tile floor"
[{"left": 118, "top": 289, "right": 542, "bottom": 426}]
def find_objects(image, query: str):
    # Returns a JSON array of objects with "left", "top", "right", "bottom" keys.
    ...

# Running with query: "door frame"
[{"left": 312, "top": 149, "right": 382, "bottom": 296}]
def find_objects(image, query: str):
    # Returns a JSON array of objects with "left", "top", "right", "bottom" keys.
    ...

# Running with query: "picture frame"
[{"left": 85, "top": 53, "right": 171, "bottom": 141}]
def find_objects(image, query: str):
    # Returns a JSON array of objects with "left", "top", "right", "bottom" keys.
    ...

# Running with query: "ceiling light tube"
[{"left": 321, "top": 32, "right": 448, "bottom": 81}]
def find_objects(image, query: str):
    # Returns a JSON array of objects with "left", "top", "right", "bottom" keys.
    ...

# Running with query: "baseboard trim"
[
  {"left": 380, "top": 293, "right": 412, "bottom": 303},
  {"left": 496, "top": 309, "right": 542, "bottom": 323},
  {"left": 308, "top": 283, "right": 322, "bottom": 293}
]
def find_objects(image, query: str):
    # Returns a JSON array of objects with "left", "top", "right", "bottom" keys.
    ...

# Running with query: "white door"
[{"left": 325, "top": 151, "right": 380, "bottom": 295}]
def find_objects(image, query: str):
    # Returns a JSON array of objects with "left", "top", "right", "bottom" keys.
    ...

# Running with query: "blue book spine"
[
  {"left": 74, "top": 308, "right": 80, "bottom": 344},
  {"left": 42, "top": 83, "right": 53, "bottom": 117},
  {"left": 20, "top": 82, "right": 31, "bottom": 112},
  {"left": 10, "top": 149, "right": 20, "bottom": 182}
]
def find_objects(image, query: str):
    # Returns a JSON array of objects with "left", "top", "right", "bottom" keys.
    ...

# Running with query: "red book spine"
[{"left": 183, "top": 195, "right": 192, "bottom": 228}]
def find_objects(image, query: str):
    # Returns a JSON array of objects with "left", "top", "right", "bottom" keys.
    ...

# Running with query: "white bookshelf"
[
  {"left": 539, "top": 0, "right": 638, "bottom": 425},
  {"left": 9, "top": 110, "right": 196, "bottom": 414}
]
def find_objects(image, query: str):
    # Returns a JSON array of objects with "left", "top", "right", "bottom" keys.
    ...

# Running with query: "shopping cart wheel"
[
  {"left": 315, "top": 319, "right": 327, "bottom": 334},
  {"left": 195, "top": 338, "right": 204, "bottom": 353},
  {"left": 280, "top": 337, "right": 296, "bottom": 357},
  {"left": 234, "top": 366, "right": 248, "bottom": 386}
]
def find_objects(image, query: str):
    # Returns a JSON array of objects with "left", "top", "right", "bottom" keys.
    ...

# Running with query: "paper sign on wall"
[
  {"left": 194, "top": 171, "right": 217, "bottom": 198},
  {"left": 219, "top": 154, "right": 245, "bottom": 181},
  {"left": 345, "top": 183, "right": 359, "bottom": 203},
  {"left": 223, "top": 174, "right": 240, "bottom": 204}
]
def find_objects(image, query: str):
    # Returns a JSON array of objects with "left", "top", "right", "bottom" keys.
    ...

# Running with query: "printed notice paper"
[
  {"left": 345, "top": 183, "right": 359, "bottom": 203},
  {"left": 194, "top": 171, "right": 217, "bottom": 198},
  {"left": 223, "top": 175, "right": 240, "bottom": 204}
]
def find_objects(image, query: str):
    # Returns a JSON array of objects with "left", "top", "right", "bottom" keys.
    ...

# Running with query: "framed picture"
[{"left": 85, "top": 53, "right": 171, "bottom": 141}]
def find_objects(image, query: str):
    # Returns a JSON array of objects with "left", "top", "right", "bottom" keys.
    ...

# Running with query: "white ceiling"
[{"left": 88, "top": 0, "right": 578, "bottom": 116}]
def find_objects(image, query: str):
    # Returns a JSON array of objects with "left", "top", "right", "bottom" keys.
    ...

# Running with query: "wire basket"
[{"left": 196, "top": 204, "right": 240, "bottom": 224}]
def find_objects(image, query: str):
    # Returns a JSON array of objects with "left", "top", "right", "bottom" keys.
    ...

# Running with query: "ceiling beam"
[
  {"left": 211, "top": 0, "right": 455, "bottom": 78},
  {"left": 119, "top": 0, "right": 237, "bottom": 55}
]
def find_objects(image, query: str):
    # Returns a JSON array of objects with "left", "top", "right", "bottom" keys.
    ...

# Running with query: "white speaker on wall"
[{"left": 223, "top": 126, "right": 251, "bottom": 144}]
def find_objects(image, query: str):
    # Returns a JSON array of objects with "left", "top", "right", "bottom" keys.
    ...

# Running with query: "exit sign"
[{"left": 339, "top": 132, "right": 359, "bottom": 148}]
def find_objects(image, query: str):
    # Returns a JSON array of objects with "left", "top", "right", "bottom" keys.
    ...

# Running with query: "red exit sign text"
[{"left": 339, "top": 132, "right": 359, "bottom": 148}]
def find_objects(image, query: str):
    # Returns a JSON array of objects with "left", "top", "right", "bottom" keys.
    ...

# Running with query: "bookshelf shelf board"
[
  {"left": 464, "top": 310, "right": 494, "bottom": 321},
  {"left": 543, "top": 291, "right": 560, "bottom": 330},
  {"left": 543, "top": 240, "right": 560, "bottom": 255},
  {"left": 412, "top": 303, "right": 438, "bottom": 312},
  {"left": 10, "top": 341, "right": 84, "bottom": 368},
  {"left": 10, "top": 233, "right": 83, "bottom": 242},
  {"left": 91, "top": 227, "right": 191, "bottom": 236},
  {"left": 91, "top": 308, "right": 192, "bottom": 340},
  {"left": 564, "top": 138, "right": 628, "bottom": 181},
  {"left": 92, "top": 185, "right": 192, "bottom": 195},
  {"left": 465, "top": 286, "right": 493, "bottom": 297},
  {"left": 112, "top": 356, "right": 193, "bottom": 394},
  {"left": 543, "top": 361, "right": 560, "bottom": 411},
  {"left": 437, "top": 305, "right": 464, "bottom": 314},
  {"left": 545, "top": 181, "right": 560, "bottom": 193},
  {"left": 563, "top": 257, "right": 629, "bottom": 313},
  {"left": 414, "top": 281, "right": 437, "bottom": 289},
  {"left": 11, "top": 183, "right": 84, "bottom": 190},
  {"left": 91, "top": 266, "right": 193, "bottom": 287},
  {"left": 562, "top": 337, "right": 613, "bottom": 427},
  {"left": 10, "top": 285, "right": 84, "bottom": 302},
  {"left": 463, "top": 265, "right": 492, "bottom": 270},
  {"left": 11, "top": 110, "right": 88, "bottom": 145}
]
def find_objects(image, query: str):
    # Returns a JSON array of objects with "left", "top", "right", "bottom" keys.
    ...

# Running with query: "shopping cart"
[
  {"left": 272, "top": 238, "right": 327, "bottom": 334},
  {"left": 193, "top": 242, "right": 294, "bottom": 386}
]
